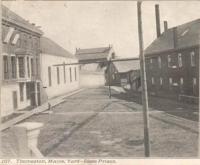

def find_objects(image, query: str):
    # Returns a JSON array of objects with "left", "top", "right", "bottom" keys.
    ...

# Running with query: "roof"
[
  {"left": 40, "top": 37, "right": 75, "bottom": 58},
  {"left": 2, "top": 5, "right": 43, "bottom": 35},
  {"left": 75, "top": 46, "right": 112, "bottom": 61},
  {"left": 113, "top": 60, "right": 140, "bottom": 73},
  {"left": 145, "top": 19, "right": 200, "bottom": 55}
]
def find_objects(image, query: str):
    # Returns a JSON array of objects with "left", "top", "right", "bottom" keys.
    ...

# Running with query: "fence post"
[{"left": 13, "top": 122, "right": 44, "bottom": 157}]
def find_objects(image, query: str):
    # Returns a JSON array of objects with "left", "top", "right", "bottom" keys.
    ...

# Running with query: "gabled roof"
[
  {"left": 113, "top": 60, "right": 140, "bottom": 73},
  {"left": 40, "top": 37, "right": 75, "bottom": 58},
  {"left": 75, "top": 46, "right": 112, "bottom": 61},
  {"left": 2, "top": 5, "right": 43, "bottom": 35},
  {"left": 145, "top": 19, "right": 200, "bottom": 55}
]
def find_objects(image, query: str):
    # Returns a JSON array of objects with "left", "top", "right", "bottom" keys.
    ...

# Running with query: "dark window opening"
[
  {"left": 57, "top": 67, "right": 60, "bottom": 84},
  {"left": 3, "top": 56, "right": 9, "bottom": 79},
  {"left": 11, "top": 56, "right": 17, "bottom": 79},
  {"left": 48, "top": 66, "right": 52, "bottom": 87},
  {"left": 18, "top": 57, "right": 25, "bottom": 78}
]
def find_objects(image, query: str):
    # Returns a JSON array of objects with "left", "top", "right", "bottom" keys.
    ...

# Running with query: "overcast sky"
[{"left": 3, "top": 1, "right": 200, "bottom": 58}]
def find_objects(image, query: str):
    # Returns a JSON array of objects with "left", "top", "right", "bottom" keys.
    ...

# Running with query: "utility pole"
[
  {"left": 0, "top": 0, "right": 3, "bottom": 158},
  {"left": 137, "top": 1, "right": 150, "bottom": 157}
]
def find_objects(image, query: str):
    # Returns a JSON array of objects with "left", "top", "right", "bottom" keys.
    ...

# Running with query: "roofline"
[
  {"left": 2, "top": 17, "right": 43, "bottom": 36},
  {"left": 75, "top": 46, "right": 111, "bottom": 55},
  {"left": 145, "top": 44, "right": 199, "bottom": 57},
  {"left": 41, "top": 52, "right": 77, "bottom": 59}
]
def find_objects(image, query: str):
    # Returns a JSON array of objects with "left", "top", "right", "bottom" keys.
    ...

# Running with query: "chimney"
[
  {"left": 164, "top": 21, "right": 168, "bottom": 32},
  {"left": 155, "top": 4, "right": 161, "bottom": 38},
  {"left": 173, "top": 27, "right": 178, "bottom": 48}
]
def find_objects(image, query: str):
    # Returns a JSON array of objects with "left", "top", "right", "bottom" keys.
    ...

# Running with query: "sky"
[{"left": 3, "top": 1, "right": 200, "bottom": 58}]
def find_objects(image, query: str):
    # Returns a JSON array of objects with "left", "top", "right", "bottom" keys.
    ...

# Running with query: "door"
[{"left": 13, "top": 91, "right": 18, "bottom": 110}]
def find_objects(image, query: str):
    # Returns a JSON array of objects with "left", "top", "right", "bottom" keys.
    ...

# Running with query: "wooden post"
[
  {"left": 137, "top": 1, "right": 150, "bottom": 157},
  {"left": 0, "top": 0, "right": 2, "bottom": 157}
]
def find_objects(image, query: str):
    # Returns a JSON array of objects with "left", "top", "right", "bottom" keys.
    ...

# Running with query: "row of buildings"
[
  {"left": 74, "top": 4, "right": 199, "bottom": 104},
  {"left": 1, "top": 5, "right": 79, "bottom": 117},
  {"left": 1, "top": 4, "right": 199, "bottom": 117}
]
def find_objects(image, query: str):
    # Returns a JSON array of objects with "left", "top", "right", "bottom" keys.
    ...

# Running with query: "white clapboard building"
[{"left": 40, "top": 37, "right": 79, "bottom": 101}]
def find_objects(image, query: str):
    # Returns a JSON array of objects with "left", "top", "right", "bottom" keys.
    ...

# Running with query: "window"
[
  {"left": 180, "top": 77, "right": 184, "bottom": 93},
  {"left": 19, "top": 83, "right": 24, "bottom": 102},
  {"left": 160, "top": 77, "right": 163, "bottom": 85},
  {"left": 18, "top": 57, "right": 25, "bottom": 78},
  {"left": 48, "top": 66, "right": 52, "bottom": 87},
  {"left": 31, "top": 58, "right": 34, "bottom": 76},
  {"left": 169, "top": 78, "right": 173, "bottom": 86},
  {"left": 26, "top": 83, "right": 30, "bottom": 99},
  {"left": 74, "top": 67, "right": 77, "bottom": 81},
  {"left": 27, "top": 57, "right": 30, "bottom": 78},
  {"left": 178, "top": 53, "right": 182, "bottom": 67},
  {"left": 69, "top": 67, "right": 72, "bottom": 82},
  {"left": 168, "top": 55, "right": 171, "bottom": 67},
  {"left": 57, "top": 67, "right": 60, "bottom": 84},
  {"left": 180, "top": 77, "right": 184, "bottom": 85},
  {"left": 36, "top": 58, "right": 39, "bottom": 77},
  {"left": 151, "top": 77, "right": 155, "bottom": 85},
  {"left": 158, "top": 56, "right": 161, "bottom": 68},
  {"left": 193, "top": 78, "right": 197, "bottom": 95},
  {"left": 3, "top": 56, "right": 9, "bottom": 79},
  {"left": 190, "top": 51, "right": 195, "bottom": 67},
  {"left": 150, "top": 58, "right": 153, "bottom": 64},
  {"left": 11, "top": 56, "right": 16, "bottom": 79},
  {"left": 63, "top": 64, "right": 66, "bottom": 83}
]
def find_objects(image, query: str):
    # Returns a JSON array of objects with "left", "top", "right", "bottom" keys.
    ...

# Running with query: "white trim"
[
  {"left": 12, "top": 33, "right": 20, "bottom": 45},
  {"left": 4, "top": 27, "right": 15, "bottom": 43}
]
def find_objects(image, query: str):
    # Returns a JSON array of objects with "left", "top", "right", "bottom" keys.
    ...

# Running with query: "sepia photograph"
[{"left": 0, "top": 0, "right": 199, "bottom": 162}]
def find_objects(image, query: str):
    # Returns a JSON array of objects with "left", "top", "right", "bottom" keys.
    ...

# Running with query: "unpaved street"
[{"left": 23, "top": 87, "right": 198, "bottom": 157}]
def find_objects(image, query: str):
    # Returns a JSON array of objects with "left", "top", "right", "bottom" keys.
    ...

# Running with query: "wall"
[
  {"left": 145, "top": 46, "right": 199, "bottom": 100},
  {"left": 79, "top": 71, "right": 105, "bottom": 87},
  {"left": 41, "top": 53, "right": 79, "bottom": 100},
  {"left": 1, "top": 83, "right": 31, "bottom": 117}
]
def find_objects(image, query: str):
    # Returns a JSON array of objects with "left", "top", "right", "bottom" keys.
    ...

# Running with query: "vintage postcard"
[{"left": 0, "top": 0, "right": 199, "bottom": 164}]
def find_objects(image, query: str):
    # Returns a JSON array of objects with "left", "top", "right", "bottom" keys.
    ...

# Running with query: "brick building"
[
  {"left": 145, "top": 5, "right": 199, "bottom": 102},
  {"left": 1, "top": 5, "right": 43, "bottom": 117}
]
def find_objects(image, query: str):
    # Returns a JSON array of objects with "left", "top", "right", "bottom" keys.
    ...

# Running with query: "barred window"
[
  {"left": 190, "top": 51, "right": 195, "bottom": 67},
  {"left": 178, "top": 53, "right": 182, "bottom": 67}
]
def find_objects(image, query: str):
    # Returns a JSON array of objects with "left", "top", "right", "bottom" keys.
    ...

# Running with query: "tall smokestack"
[
  {"left": 164, "top": 21, "right": 168, "bottom": 32},
  {"left": 155, "top": 4, "right": 161, "bottom": 38}
]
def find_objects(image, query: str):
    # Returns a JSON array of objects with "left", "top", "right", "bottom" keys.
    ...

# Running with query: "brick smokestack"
[
  {"left": 173, "top": 27, "right": 178, "bottom": 48},
  {"left": 155, "top": 4, "right": 161, "bottom": 38},
  {"left": 164, "top": 21, "right": 168, "bottom": 32}
]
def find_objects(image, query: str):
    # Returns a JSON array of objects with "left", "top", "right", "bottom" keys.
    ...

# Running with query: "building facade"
[
  {"left": 40, "top": 37, "right": 79, "bottom": 100},
  {"left": 75, "top": 46, "right": 115, "bottom": 87},
  {"left": 1, "top": 5, "right": 43, "bottom": 117},
  {"left": 145, "top": 19, "right": 199, "bottom": 103},
  {"left": 105, "top": 60, "right": 140, "bottom": 90}
]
